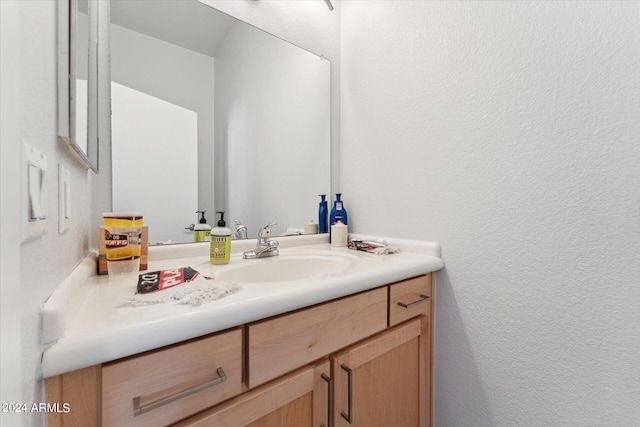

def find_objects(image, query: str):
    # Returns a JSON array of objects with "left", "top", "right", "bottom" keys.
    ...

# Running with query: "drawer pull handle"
[
  {"left": 321, "top": 373, "right": 334, "bottom": 427},
  {"left": 133, "top": 367, "right": 227, "bottom": 416},
  {"left": 397, "top": 294, "right": 431, "bottom": 309},
  {"left": 340, "top": 364, "right": 353, "bottom": 424}
]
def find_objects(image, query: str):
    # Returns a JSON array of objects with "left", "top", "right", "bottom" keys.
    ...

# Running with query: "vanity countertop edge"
[{"left": 41, "top": 233, "right": 443, "bottom": 378}]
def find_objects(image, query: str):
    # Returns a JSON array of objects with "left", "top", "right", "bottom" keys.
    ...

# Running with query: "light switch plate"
[
  {"left": 22, "top": 140, "right": 48, "bottom": 243},
  {"left": 58, "top": 163, "right": 71, "bottom": 233}
]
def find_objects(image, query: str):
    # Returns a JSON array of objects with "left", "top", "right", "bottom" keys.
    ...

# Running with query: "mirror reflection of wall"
[{"left": 109, "top": 0, "right": 331, "bottom": 244}]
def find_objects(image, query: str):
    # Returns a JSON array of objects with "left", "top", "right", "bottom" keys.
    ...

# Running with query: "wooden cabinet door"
[
  {"left": 331, "top": 317, "right": 431, "bottom": 427},
  {"left": 174, "top": 360, "right": 331, "bottom": 427}
]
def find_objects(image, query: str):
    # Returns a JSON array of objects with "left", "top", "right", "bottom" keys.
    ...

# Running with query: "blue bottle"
[
  {"left": 329, "top": 193, "right": 348, "bottom": 228},
  {"left": 318, "top": 195, "right": 328, "bottom": 234}
]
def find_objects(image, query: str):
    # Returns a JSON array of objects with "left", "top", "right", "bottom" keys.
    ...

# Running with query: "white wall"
[
  {"left": 111, "top": 83, "right": 198, "bottom": 243},
  {"left": 1, "top": 1, "right": 24, "bottom": 425},
  {"left": 341, "top": 1, "right": 640, "bottom": 425},
  {"left": 1, "top": 1, "right": 94, "bottom": 426},
  {"left": 215, "top": 21, "right": 331, "bottom": 236},
  {"left": 110, "top": 22, "right": 215, "bottom": 238},
  {"left": 202, "top": 0, "right": 342, "bottom": 193}
]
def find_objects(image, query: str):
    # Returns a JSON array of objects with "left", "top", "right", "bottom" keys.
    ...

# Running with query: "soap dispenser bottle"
[
  {"left": 210, "top": 212, "right": 232, "bottom": 265},
  {"left": 318, "top": 195, "right": 328, "bottom": 233},
  {"left": 329, "top": 193, "right": 348, "bottom": 241},
  {"left": 194, "top": 211, "right": 212, "bottom": 242},
  {"left": 329, "top": 193, "right": 348, "bottom": 226}
]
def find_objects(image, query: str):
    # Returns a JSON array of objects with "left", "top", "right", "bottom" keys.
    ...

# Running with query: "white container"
[
  {"left": 304, "top": 220, "right": 319, "bottom": 235},
  {"left": 330, "top": 221, "right": 348, "bottom": 247}
]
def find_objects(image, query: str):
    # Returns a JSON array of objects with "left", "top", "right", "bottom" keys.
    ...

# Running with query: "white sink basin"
[{"left": 217, "top": 252, "right": 355, "bottom": 283}]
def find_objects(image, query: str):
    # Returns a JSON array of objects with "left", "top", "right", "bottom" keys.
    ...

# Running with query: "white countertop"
[{"left": 41, "top": 234, "right": 443, "bottom": 378}]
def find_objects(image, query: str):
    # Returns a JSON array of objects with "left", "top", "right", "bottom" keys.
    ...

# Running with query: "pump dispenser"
[
  {"left": 210, "top": 212, "right": 232, "bottom": 264},
  {"left": 318, "top": 195, "right": 328, "bottom": 233},
  {"left": 329, "top": 193, "right": 348, "bottom": 242},
  {"left": 194, "top": 211, "right": 212, "bottom": 242},
  {"left": 330, "top": 193, "right": 348, "bottom": 226}
]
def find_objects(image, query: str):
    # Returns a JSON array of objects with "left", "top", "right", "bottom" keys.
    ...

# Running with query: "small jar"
[{"left": 304, "top": 220, "right": 319, "bottom": 235}]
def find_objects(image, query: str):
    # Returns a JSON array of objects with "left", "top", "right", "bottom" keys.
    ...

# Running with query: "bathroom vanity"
[{"left": 42, "top": 235, "right": 443, "bottom": 426}]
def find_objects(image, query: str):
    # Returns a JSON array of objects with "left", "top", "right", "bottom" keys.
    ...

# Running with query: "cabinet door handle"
[
  {"left": 340, "top": 364, "right": 353, "bottom": 424},
  {"left": 321, "top": 373, "right": 334, "bottom": 427},
  {"left": 133, "top": 367, "right": 227, "bottom": 416},
  {"left": 397, "top": 294, "right": 431, "bottom": 309}
]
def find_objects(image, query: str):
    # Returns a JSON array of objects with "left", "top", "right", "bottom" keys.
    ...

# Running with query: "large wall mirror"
[
  {"left": 109, "top": 0, "right": 331, "bottom": 244},
  {"left": 57, "top": 0, "right": 98, "bottom": 172}
]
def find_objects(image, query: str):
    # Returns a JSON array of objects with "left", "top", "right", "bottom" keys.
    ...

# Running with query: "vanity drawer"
[
  {"left": 247, "top": 287, "right": 387, "bottom": 388},
  {"left": 102, "top": 328, "right": 242, "bottom": 427},
  {"left": 389, "top": 274, "right": 432, "bottom": 326}
]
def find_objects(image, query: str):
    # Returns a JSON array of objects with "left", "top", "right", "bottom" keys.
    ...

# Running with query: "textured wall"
[
  {"left": 341, "top": 1, "right": 640, "bottom": 425},
  {"left": 1, "top": 1, "right": 94, "bottom": 426}
]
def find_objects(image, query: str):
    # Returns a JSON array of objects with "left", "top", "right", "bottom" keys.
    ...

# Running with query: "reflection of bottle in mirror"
[
  {"left": 329, "top": 193, "right": 348, "bottom": 242},
  {"left": 210, "top": 212, "right": 231, "bottom": 264},
  {"left": 194, "top": 211, "right": 212, "bottom": 242},
  {"left": 318, "top": 195, "right": 328, "bottom": 233}
]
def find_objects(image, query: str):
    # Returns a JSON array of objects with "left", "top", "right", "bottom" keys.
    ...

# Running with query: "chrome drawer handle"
[
  {"left": 133, "top": 367, "right": 227, "bottom": 416},
  {"left": 321, "top": 373, "right": 334, "bottom": 427},
  {"left": 397, "top": 294, "right": 431, "bottom": 309},
  {"left": 340, "top": 364, "right": 353, "bottom": 424}
]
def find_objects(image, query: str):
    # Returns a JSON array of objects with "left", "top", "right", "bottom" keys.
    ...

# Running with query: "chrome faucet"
[
  {"left": 234, "top": 220, "right": 248, "bottom": 240},
  {"left": 243, "top": 222, "right": 279, "bottom": 259}
]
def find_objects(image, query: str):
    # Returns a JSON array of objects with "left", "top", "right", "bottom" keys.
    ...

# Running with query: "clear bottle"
[{"left": 210, "top": 212, "right": 232, "bottom": 264}]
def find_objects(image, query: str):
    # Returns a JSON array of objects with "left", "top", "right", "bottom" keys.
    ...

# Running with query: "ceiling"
[{"left": 109, "top": 0, "right": 236, "bottom": 57}]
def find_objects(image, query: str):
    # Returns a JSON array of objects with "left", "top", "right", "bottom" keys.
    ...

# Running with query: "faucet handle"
[{"left": 258, "top": 222, "right": 277, "bottom": 238}]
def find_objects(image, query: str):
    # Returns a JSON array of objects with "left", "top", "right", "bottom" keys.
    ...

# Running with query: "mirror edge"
[{"left": 57, "top": 0, "right": 99, "bottom": 172}]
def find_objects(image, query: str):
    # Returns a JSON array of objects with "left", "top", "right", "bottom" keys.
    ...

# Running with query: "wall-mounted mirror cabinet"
[
  {"left": 57, "top": 0, "right": 98, "bottom": 172},
  {"left": 107, "top": 0, "right": 331, "bottom": 244}
]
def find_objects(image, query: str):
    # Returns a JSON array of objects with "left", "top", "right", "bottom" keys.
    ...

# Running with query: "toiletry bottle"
[
  {"left": 318, "top": 195, "right": 328, "bottom": 233},
  {"left": 210, "top": 212, "right": 232, "bottom": 264},
  {"left": 194, "top": 211, "right": 212, "bottom": 242},
  {"left": 330, "top": 193, "right": 348, "bottom": 225},
  {"left": 329, "top": 193, "right": 348, "bottom": 242}
]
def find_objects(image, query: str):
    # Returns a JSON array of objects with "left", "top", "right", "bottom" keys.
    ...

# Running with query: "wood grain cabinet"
[
  {"left": 247, "top": 287, "right": 387, "bottom": 388},
  {"left": 174, "top": 361, "right": 331, "bottom": 427},
  {"left": 332, "top": 317, "right": 431, "bottom": 427},
  {"left": 101, "top": 328, "right": 242, "bottom": 427},
  {"left": 45, "top": 274, "right": 433, "bottom": 427}
]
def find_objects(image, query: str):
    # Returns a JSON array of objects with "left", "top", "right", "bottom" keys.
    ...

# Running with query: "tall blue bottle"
[
  {"left": 329, "top": 193, "right": 348, "bottom": 241},
  {"left": 318, "top": 195, "right": 328, "bottom": 233}
]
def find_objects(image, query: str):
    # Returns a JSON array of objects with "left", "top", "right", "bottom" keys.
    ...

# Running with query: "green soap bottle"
[
  {"left": 210, "top": 211, "right": 231, "bottom": 264},
  {"left": 194, "top": 211, "right": 212, "bottom": 242}
]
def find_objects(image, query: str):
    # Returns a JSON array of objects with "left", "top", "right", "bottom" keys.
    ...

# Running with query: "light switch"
[
  {"left": 22, "top": 140, "right": 48, "bottom": 242},
  {"left": 29, "top": 163, "right": 45, "bottom": 219},
  {"left": 58, "top": 164, "right": 71, "bottom": 233}
]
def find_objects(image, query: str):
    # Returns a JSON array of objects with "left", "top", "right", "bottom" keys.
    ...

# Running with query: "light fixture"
[{"left": 324, "top": 0, "right": 334, "bottom": 11}]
